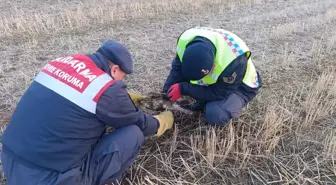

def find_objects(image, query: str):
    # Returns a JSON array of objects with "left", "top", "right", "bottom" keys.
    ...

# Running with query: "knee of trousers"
[
  {"left": 99, "top": 125, "right": 145, "bottom": 158},
  {"left": 204, "top": 104, "right": 232, "bottom": 126},
  {"left": 121, "top": 125, "right": 145, "bottom": 148},
  {"left": 89, "top": 125, "right": 145, "bottom": 184}
]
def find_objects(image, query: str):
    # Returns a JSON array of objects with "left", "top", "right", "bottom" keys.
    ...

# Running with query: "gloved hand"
[
  {"left": 168, "top": 83, "right": 181, "bottom": 102},
  {"left": 128, "top": 90, "right": 146, "bottom": 104},
  {"left": 153, "top": 111, "right": 174, "bottom": 136}
]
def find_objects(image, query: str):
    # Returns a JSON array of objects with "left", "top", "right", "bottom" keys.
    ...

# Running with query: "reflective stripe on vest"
[
  {"left": 34, "top": 54, "right": 115, "bottom": 114},
  {"left": 222, "top": 30, "right": 259, "bottom": 88},
  {"left": 176, "top": 27, "right": 259, "bottom": 88},
  {"left": 192, "top": 28, "right": 250, "bottom": 86},
  {"left": 223, "top": 32, "right": 245, "bottom": 57},
  {"left": 242, "top": 59, "right": 260, "bottom": 88}
]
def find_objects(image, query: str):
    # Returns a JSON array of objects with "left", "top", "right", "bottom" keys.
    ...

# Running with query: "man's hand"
[
  {"left": 168, "top": 83, "right": 181, "bottom": 102},
  {"left": 153, "top": 111, "right": 174, "bottom": 136},
  {"left": 128, "top": 90, "right": 146, "bottom": 105}
]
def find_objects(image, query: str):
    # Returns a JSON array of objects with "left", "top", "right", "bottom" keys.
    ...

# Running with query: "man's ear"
[
  {"left": 110, "top": 64, "right": 116, "bottom": 77},
  {"left": 110, "top": 64, "right": 120, "bottom": 77}
]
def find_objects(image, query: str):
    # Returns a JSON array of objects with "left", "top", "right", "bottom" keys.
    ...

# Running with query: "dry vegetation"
[{"left": 0, "top": 0, "right": 336, "bottom": 184}]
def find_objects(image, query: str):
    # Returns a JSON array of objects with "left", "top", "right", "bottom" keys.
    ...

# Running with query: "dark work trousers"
[
  {"left": 1, "top": 125, "right": 144, "bottom": 185},
  {"left": 204, "top": 93, "right": 248, "bottom": 126}
]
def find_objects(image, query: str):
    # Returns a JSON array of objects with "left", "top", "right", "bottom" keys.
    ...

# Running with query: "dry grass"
[
  {"left": 302, "top": 69, "right": 336, "bottom": 127},
  {"left": 0, "top": 0, "right": 262, "bottom": 39},
  {"left": 0, "top": 0, "right": 336, "bottom": 184},
  {"left": 271, "top": 8, "right": 336, "bottom": 39}
]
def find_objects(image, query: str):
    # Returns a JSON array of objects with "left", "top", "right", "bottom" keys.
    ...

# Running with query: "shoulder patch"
[{"left": 223, "top": 72, "right": 237, "bottom": 84}]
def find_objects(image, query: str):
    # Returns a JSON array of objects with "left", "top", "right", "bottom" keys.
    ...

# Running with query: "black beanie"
[
  {"left": 97, "top": 40, "right": 133, "bottom": 74},
  {"left": 181, "top": 37, "right": 215, "bottom": 81}
]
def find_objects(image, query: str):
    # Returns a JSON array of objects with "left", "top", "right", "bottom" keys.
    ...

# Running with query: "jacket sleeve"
[
  {"left": 180, "top": 55, "right": 248, "bottom": 102},
  {"left": 95, "top": 81, "right": 159, "bottom": 136},
  {"left": 162, "top": 55, "right": 186, "bottom": 93}
]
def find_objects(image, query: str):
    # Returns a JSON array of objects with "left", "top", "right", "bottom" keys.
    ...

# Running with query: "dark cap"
[
  {"left": 97, "top": 40, "right": 133, "bottom": 74},
  {"left": 181, "top": 38, "right": 215, "bottom": 81}
]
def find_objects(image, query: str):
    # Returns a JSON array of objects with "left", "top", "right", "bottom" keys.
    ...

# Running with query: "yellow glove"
[
  {"left": 153, "top": 111, "right": 174, "bottom": 136},
  {"left": 128, "top": 90, "right": 146, "bottom": 104}
]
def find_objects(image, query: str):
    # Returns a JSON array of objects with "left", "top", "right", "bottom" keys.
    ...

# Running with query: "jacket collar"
[{"left": 87, "top": 51, "right": 112, "bottom": 78}]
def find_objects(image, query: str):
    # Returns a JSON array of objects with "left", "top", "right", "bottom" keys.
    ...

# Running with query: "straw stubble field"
[{"left": 0, "top": 0, "right": 335, "bottom": 184}]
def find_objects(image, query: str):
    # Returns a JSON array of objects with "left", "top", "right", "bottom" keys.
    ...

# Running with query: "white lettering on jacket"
[{"left": 34, "top": 55, "right": 114, "bottom": 114}]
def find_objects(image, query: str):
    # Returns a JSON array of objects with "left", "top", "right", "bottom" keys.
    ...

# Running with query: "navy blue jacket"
[
  {"left": 1, "top": 51, "right": 159, "bottom": 173},
  {"left": 162, "top": 37, "right": 262, "bottom": 102}
]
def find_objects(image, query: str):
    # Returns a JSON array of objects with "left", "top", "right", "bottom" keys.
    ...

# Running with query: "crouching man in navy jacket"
[
  {"left": 163, "top": 27, "right": 262, "bottom": 126},
  {"left": 1, "top": 40, "right": 174, "bottom": 185}
]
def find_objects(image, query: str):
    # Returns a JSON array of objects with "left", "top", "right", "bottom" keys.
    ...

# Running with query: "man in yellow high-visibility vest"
[{"left": 162, "top": 27, "right": 262, "bottom": 126}]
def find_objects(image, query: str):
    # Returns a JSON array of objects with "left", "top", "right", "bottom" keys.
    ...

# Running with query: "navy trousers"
[
  {"left": 203, "top": 93, "right": 248, "bottom": 126},
  {"left": 1, "top": 125, "right": 144, "bottom": 185}
]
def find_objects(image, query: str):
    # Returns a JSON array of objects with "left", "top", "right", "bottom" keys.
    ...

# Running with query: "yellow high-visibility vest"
[{"left": 176, "top": 27, "right": 259, "bottom": 88}]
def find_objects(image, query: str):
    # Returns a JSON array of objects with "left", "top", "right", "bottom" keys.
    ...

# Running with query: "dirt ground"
[{"left": 0, "top": 0, "right": 335, "bottom": 184}]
